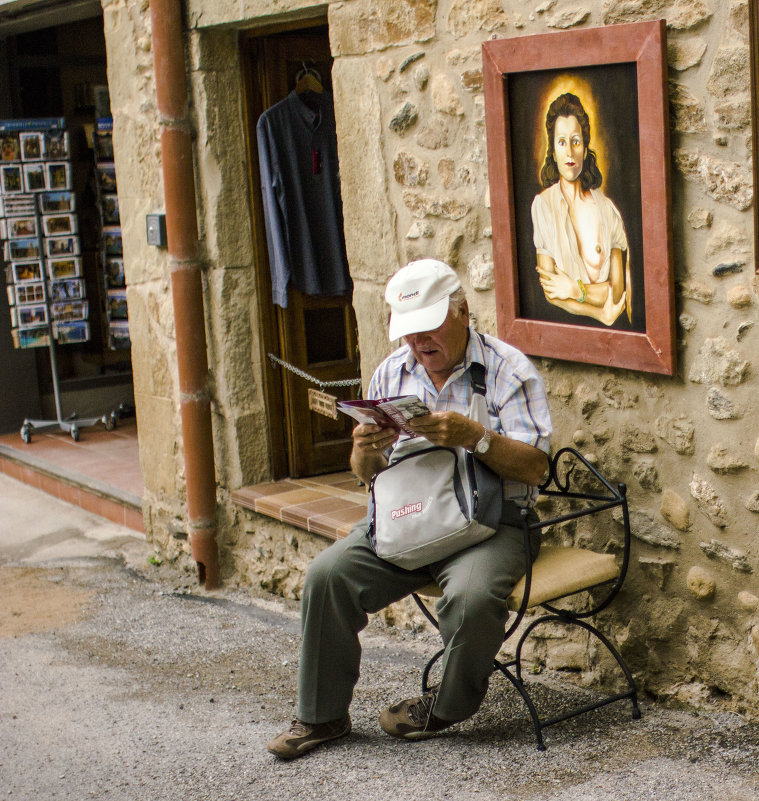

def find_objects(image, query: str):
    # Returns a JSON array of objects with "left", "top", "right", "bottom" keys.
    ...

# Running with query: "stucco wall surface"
[{"left": 102, "top": 0, "right": 758, "bottom": 717}]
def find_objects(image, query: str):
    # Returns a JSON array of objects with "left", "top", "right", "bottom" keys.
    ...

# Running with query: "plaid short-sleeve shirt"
[{"left": 367, "top": 328, "right": 552, "bottom": 506}]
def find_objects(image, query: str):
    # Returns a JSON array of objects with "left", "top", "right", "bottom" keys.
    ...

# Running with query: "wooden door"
[{"left": 243, "top": 26, "right": 360, "bottom": 478}]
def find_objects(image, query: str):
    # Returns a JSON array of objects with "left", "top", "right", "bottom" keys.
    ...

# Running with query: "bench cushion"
[{"left": 416, "top": 546, "right": 620, "bottom": 610}]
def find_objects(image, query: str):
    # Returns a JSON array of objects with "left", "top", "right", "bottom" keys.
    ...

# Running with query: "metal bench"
[{"left": 412, "top": 446, "right": 641, "bottom": 750}]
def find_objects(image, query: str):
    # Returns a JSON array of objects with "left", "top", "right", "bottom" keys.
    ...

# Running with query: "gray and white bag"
[{"left": 366, "top": 360, "right": 502, "bottom": 570}]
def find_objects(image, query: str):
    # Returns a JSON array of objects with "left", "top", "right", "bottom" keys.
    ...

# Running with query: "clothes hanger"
[{"left": 294, "top": 61, "right": 323, "bottom": 94}]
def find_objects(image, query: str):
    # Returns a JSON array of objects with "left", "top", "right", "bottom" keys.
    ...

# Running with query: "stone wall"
[
  {"left": 329, "top": 0, "right": 759, "bottom": 715},
  {"left": 102, "top": 0, "right": 759, "bottom": 717}
]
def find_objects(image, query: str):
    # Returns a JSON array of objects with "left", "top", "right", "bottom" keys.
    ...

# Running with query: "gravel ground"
[{"left": 1, "top": 474, "right": 759, "bottom": 801}]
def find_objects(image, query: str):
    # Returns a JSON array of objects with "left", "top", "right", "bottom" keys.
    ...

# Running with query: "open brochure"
[{"left": 336, "top": 395, "right": 430, "bottom": 436}]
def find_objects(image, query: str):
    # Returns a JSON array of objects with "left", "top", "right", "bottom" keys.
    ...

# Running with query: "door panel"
[{"left": 243, "top": 26, "right": 360, "bottom": 478}]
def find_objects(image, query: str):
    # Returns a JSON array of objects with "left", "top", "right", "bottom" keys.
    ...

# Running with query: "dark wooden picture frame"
[{"left": 483, "top": 20, "right": 676, "bottom": 375}]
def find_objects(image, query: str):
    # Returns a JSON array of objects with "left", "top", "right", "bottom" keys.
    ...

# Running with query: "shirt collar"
[{"left": 402, "top": 327, "right": 484, "bottom": 387}]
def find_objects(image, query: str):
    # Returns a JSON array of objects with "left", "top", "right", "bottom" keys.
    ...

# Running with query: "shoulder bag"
[{"left": 366, "top": 357, "right": 503, "bottom": 570}]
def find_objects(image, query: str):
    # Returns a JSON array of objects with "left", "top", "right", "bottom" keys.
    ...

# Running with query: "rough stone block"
[
  {"left": 687, "top": 208, "right": 712, "bottom": 229},
  {"left": 689, "top": 475, "right": 730, "bottom": 527},
  {"left": 603, "top": 0, "right": 712, "bottom": 30},
  {"left": 669, "top": 82, "right": 706, "bottom": 132},
  {"left": 416, "top": 115, "right": 454, "bottom": 149},
  {"left": 389, "top": 102, "right": 419, "bottom": 135},
  {"left": 639, "top": 557, "right": 676, "bottom": 590},
  {"left": 547, "top": 7, "right": 590, "bottom": 28},
  {"left": 655, "top": 415, "right": 695, "bottom": 455},
  {"left": 706, "top": 444, "right": 749, "bottom": 474},
  {"left": 727, "top": 285, "right": 753, "bottom": 308},
  {"left": 688, "top": 337, "right": 749, "bottom": 386},
  {"left": 706, "top": 387, "right": 741, "bottom": 420},
  {"left": 704, "top": 221, "right": 750, "bottom": 259},
  {"left": 329, "top": 0, "right": 437, "bottom": 56},
  {"left": 446, "top": 0, "right": 508, "bottom": 38},
  {"left": 679, "top": 280, "right": 714, "bottom": 304},
  {"left": 613, "top": 508, "right": 681, "bottom": 549},
  {"left": 634, "top": 461, "right": 662, "bottom": 492},
  {"left": 674, "top": 149, "right": 753, "bottom": 211},
  {"left": 668, "top": 37, "right": 707, "bottom": 71},
  {"left": 700, "top": 539, "right": 753, "bottom": 573},
  {"left": 403, "top": 190, "right": 470, "bottom": 220},
  {"left": 393, "top": 151, "right": 429, "bottom": 186},
  {"left": 466, "top": 253, "right": 494, "bottom": 291},
  {"left": 431, "top": 74, "right": 464, "bottom": 116},
  {"left": 706, "top": 44, "right": 750, "bottom": 100},
  {"left": 687, "top": 565, "right": 716, "bottom": 599},
  {"left": 738, "top": 590, "right": 759, "bottom": 611},
  {"left": 660, "top": 488, "right": 691, "bottom": 531}
]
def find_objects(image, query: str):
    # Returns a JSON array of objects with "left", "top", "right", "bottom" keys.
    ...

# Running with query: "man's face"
[
  {"left": 403, "top": 303, "right": 470, "bottom": 386},
  {"left": 553, "top": 114, "right": 586, "bottom": 184}
]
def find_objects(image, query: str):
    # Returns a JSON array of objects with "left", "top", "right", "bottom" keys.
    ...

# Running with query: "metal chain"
[{"left": 267, "top": 353, "right": 362, "bottom": 390}]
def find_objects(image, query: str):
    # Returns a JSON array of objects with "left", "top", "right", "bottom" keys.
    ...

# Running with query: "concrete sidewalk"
[{"left": 1, "top": 473, "right": 758, "bottom": 801}]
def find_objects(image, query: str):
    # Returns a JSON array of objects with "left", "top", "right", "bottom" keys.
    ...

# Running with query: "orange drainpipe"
[{"left": 150, "top": 0, "right": 219, "bottom": 588}]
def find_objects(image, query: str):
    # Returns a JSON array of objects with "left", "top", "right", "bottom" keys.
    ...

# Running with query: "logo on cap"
[{"left": 398, "top": 290, "right": 420, "bottom": 303}]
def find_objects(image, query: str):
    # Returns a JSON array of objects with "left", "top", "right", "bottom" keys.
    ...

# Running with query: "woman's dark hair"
[{"left": 539, "top": 92, "right": 603, "bottom": 191}]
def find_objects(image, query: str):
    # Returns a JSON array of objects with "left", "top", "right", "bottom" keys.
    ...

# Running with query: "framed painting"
[{"left": 483, "top": 20, "right": 675, "bottom": 374}]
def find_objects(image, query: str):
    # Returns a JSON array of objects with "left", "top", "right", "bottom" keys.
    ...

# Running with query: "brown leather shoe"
[
  {"left": 267, "top": 715, "right": 351, "bottom": 759},
  {"left": 379, "top": 689, "right": 455, "bottom": 740}
]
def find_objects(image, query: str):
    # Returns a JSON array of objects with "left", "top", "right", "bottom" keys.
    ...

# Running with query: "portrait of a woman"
[{"left": 531, "top": 92, "right": 629, "bottom": 327}]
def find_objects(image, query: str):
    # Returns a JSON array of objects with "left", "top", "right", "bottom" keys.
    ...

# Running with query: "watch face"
[{"left": 475, "top": 431, "right": 491, "bottom": 453}]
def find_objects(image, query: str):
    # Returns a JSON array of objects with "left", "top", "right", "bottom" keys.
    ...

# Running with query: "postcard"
[
  {"left": 6, "top": 216, "right": 37, "bottom": 238},
  {"left": 47, "top": 256, "right": 81, "bottom": 280},
  {"left": 46, "top": 161, "right": 71, "bottom": 190},
  {"left": 1, "top": 134, "right": 20, "bottom": 162},
  {"left": 96, "top": 163, "right": 117, "bottom": 192},
  {"left": 51, "top": 299, "right": 88, "bottom": 322},
  {"left": 15, "top": 325, "right": 50, "bottom": 349},
  {"left": 19, "top": 131, "right": 44, "bottom": 161},
  {"left": 6, "top": 238, "right": 41, "bottom": 260},
  {"left": 107, "top": 288, "right": 128, "bottom": 319},
  {"left": 109, "top": 320, "right": 131, "bottom": 350},
  {"left": 102, "top": 226, "right": 122, "bottom": 256},
  {"left": 15, "top": 282, "right": 45, "bottom": 304},
  {"left": 55, "top": 320, "right": 90, "bottom": 344},
  {"left": 42, "top": 213, "right": 77, "bottom": 237},
  {"left": 104, "top": 257, "right": 125, "bottom": 288},
  {"left": 48, "top": 278, "right": 84, "bottom": 301},
  {"left": 44, "top": 131, "right": 69, "bottom": 160},
  {"left": 12, "top": 260, "right": 43, "bottom": 283},
  {"left": 45, "top": 235, "right": 79, "bottom": 257},
  {"left": 1, "top": 164, "right": 23, "bottom": 193},
  {"left": 17, "top": 303, "right": 48, "bottom": 328},
  {"left": 40, "top": 191, "right": 75, "bottom": 214},
  {"left": 101, "top": 193, "right": 120, "bottom": 225},
  {"left": 23, "top": 162, "right": 46, "bottom": 191}
]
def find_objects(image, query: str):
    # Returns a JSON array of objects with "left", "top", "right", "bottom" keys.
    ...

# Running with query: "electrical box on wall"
[{"left": 146, "top": 214, "right": 167, "bottom": 247}]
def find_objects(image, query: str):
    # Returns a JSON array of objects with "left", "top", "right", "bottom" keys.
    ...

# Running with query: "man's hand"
[
  {"left": 407, "top": 411, "right": 481, "bottom": 450},
  {"left": 349, "top": 423, "right": 399, "bottom": 485},
  {"left": 352, "top": 423, "right": 399, "bottom": 454}
]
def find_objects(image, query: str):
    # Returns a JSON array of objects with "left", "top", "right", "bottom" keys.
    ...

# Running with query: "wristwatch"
[{"left": 469, "top": 427, "right": 492, "bottom": 455}]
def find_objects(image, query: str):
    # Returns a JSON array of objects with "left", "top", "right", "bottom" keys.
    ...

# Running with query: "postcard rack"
[
  {"left": 20, "top": 194, "right": 117, "bottom": 442},
  {"left": 1, "top": 118, "right": 118, "bottom": 442}
]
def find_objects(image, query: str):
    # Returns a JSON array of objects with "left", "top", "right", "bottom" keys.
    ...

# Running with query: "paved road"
[{"left": 1, "top": 473, "right": 758, "bottom": 801}]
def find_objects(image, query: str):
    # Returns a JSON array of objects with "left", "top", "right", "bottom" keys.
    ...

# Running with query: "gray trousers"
[{"left": 297, "top": 502, "right": 540, "bottom": 724}]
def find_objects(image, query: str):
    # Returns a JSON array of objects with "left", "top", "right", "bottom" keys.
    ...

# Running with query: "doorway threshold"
[{"left": 232, "top": 471, "right": 366, "bottom": 541}]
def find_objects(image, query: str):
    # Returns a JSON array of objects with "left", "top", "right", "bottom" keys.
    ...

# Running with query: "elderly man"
[{"left": 268, "top": 259, "right": 552, "bottom": 759}]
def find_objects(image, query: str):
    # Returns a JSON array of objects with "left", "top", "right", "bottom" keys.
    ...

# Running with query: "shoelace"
[
  {"left": 407, "top": 692, "right": 437, "bottom": 727},
  {"left": 288, "top": 720, "right": 310, "bottom": 736}
]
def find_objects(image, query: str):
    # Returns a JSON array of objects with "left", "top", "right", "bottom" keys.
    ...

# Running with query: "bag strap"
[{"left": 469, "top": 331, "right": 487, "bottom": 400}]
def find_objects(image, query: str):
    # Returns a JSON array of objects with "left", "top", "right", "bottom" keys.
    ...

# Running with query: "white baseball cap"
[{"left": 385, "top": 259, "right": 462, "bottom": 340}]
